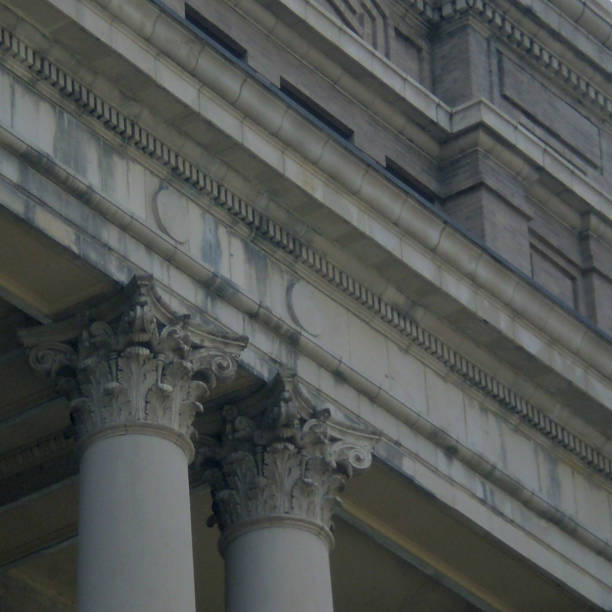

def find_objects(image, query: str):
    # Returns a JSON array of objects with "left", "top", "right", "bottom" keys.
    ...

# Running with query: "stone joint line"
[{"left": 0, "top": 26, "right": 610, "bottom": 480}]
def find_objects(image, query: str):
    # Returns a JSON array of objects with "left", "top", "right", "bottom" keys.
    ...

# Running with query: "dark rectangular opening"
[
  {"left": 385, "top": 157, "right": 436, "bottom": 204},
  {"left": 280, "top": 78, "right": 354, "bottom": 141},
  {"left": 185, "top": 4, "right": 247, "bottom": 60}
]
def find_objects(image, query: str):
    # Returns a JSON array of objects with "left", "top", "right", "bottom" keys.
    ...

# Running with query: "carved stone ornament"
[
  {"left": 19, "top": 276, "right": 248, "bottom": 462},
  {"left": 198, "top": 375, "right": 374, "bottom": 546}
]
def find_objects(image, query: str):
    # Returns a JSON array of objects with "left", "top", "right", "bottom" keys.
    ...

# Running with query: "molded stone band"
[
  {"left": 255, "top": 0, "right": 610, "bottom": 118},
  {"left": 218, "top": 515, "right": 335, "bottom": 555},
  {"left": 76, "top": 422, "right": 195, "bottom": 462},
  {"left": 1, "top": 25, "right": 609, "bottom": 480},
  {"left": 3, "top": 15, "right": 611, "bottom": 375},
  {"left": 437, "top": 0, "right": 610, "bottom": 116},
  {"left": 0, "top": 432, "right": 72, "bottom": 479},
  {"left": 305, "top": 0, "right": 611, "bottom": 111}
]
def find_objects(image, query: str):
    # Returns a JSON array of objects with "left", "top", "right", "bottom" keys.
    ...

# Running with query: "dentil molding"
[{"left": 389, "top": 0, "right": 611, "bottom": 117}]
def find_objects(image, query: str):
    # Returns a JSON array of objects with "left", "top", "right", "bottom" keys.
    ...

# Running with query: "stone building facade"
[{"left": 0, "top": 0, "right": 610, "bottom": 609}]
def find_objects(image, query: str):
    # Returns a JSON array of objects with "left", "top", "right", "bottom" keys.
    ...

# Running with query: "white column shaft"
[
  {"left": 77, "top": 434, "right": 196, "bottom": 612},
  {"left": 224, "top": 525, "right": 334, "bottom": 612}
]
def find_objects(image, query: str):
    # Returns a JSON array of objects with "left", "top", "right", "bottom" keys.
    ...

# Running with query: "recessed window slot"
[
  {"left": 385, "top": 157, "right": 436, "bottom": 205},
  {"left": 185, "top": 4, "right": 247, "bottom": 60},
  {"left": 280, "top": 78, "right": 354, "bottom": 141}
]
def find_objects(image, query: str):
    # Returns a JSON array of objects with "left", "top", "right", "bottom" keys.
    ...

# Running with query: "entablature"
[{"left": 0, "top": 0, "right": 610, "bottom": 460}]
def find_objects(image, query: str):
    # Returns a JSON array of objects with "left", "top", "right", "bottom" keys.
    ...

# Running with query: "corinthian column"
[
  {"left": 200, "top": 376, "right": 373, "bottom": 612},
  {"left": 20, "top": 277, "right": 247, "bottom": 612}
]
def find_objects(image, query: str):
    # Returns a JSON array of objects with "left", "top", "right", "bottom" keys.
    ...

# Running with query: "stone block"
[
  {"left": 584, "top": 271, "right": 612, "bottom": 335},
  {"left": 424, "top": 368, "right": 467, "bottom": 443},
  {"left": 381, "top": 341, "right": 428, "bottom": 416},
  {"left": 432, "top": 24, "right": 491, "bottom": 105},
  {"left": 573, "top": 470, "right": 612, "bottom": 543},
  {"left": 499, "top": 53, "right": 601, "bottom": 167},
  {"left": 530, "top": 246, "right": 576, "bottom": 308},
  {"left": 0, "top": 66, "right": 13, "bottom": 129},
  {"left": 535, "top": 446, "right": 577, "bottom": 518},
  {"left": 391, "top": 27, "right": 422, "bottom": 83},
  {"left": 443, "top": 186, "right": 532, "bottom": 274}
]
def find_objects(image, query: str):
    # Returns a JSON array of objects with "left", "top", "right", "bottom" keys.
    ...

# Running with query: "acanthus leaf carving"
[
  {"left": 199, "top": 374, "right": 375, "bottom": 538},
  {"left": 19, "top": 276, "right": 248, "bottom": 462}
]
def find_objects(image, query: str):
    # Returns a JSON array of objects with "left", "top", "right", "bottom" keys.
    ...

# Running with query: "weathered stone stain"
[
  {"left": 53, "top": 108, "right": 88, "bottom": 180},
  {"left": 200, "top": 210, "right": 222, "bottom": 272}
]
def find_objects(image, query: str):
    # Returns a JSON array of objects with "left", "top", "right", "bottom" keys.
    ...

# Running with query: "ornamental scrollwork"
[
  {"left": 199, "top": 375, "right": 374, "bottom": 537},
  {"left": 19, "top": 276, "right": 248, "bottom": 461}
]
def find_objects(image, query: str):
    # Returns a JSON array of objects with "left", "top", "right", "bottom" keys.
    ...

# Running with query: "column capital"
[
  {"left": 200, "top": 375, "right": 374, "bottom": 547},
  {"left": 19, "top": 276, "right": 248, "bottom": 461}
]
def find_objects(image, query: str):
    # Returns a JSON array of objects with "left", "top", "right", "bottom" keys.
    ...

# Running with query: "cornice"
[
  {"left": 268, "top": 0, "right": 611, "bottom": 120},
  {"left": 435, "top": 0, "right": 611, "bottom": 119},
  {"left": 0, "top": 24, "right": 609, "bottom": 482},
  {"left": 82, "top": 0, "right": 611, "bottom": 353},
  {"left": 231, "top": 0, "right": 612, "bottom": 220},
  {"left": 539, "top": 0, "right": 612, "bottom": 49},
  {"left": 401, "top": 0, "right": 612, "bottom": 57}
]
